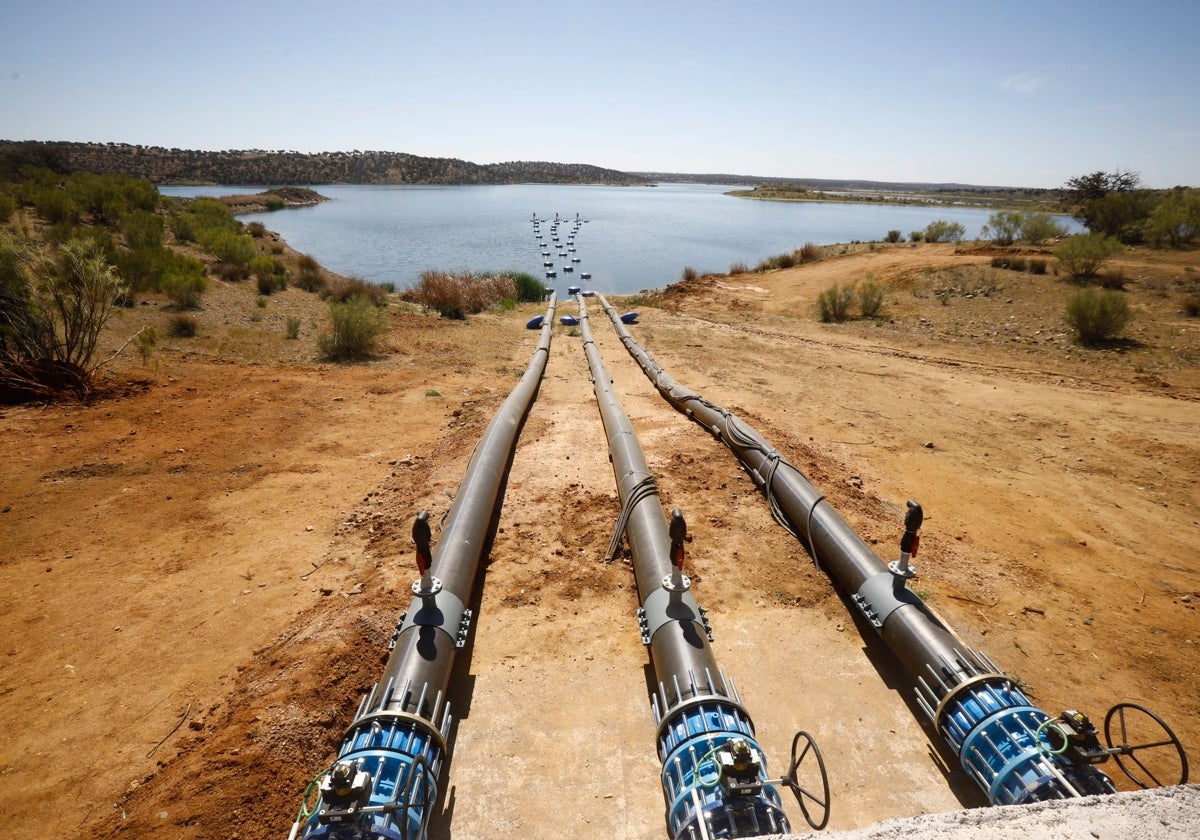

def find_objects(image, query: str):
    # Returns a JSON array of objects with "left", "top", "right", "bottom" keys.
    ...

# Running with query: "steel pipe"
[
  {"left": 596, "top": 294, "right": 1117, "bottom": 806},
  {"left": 577, "top": 295, "right": 794, "bottom": 840},
  {"left": 291, "top": 295, "right": 558, "bottom": 840}
]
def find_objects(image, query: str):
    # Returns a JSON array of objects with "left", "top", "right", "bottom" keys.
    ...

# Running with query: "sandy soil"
[{"left": 1, "top": 241, "right": 1197, "bottom": 839}]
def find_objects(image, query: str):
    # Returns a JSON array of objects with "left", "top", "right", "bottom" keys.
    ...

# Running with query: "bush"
[
  {"left": 406, "top": 271, "right": 517, "bottom": 318},
  {"left": 910, "top": 231, "right": 924, "bottom": 242},
  {"left": 924, "top": 220, "right": 966, "bottom": 243},
  {"left": 1055, "top": 233, "right": 1123, "bottom": 281},
  {"left": 1029, "top": 258, "right": 1048, "bottom": 275},
  {"left": 295, "top": 254, "right": 324, "bottom": 293},
  {"left": 120, "top": 210, "right": 163, "bottom": 250},
  {"left": 817, "top": 282, "right": 855, "bottom": 322},
  {"left": 318, "top": 296, "right": 387, "bottom": 360},
  {"left": 322, "top": 276, "right": 387, "bottom": 306},
  {"left": 858, "top": 281, "right": 885, "bottom": 317},
  {"left": 729, "top": 262, "right": 748, "bottom": 275},
  {"left": 0, "top": 234, "right": 126, "bottom": 397},
  {"left": 285, "top": 315, "right": 301, "bottom": 339},
  {"left": 1183, "top": 293, "right": 1200, "bottom": 317},
  {"left": 167, "top": 312, "right": 198, "bottom": 337},
  {"left": 246, "top": 221, "right": 267, "bottom": 238},
  {"left": 981, "top": 211, "right": 1023, "bottom": 245},
  {"left": 884, "top": 230, "right": 902, "bottom": 243},
  {"left": 1064, "top": 288, "right": 1131, "bottom": 344},
  {"left": 798, "top": 242, "right": 821, "bottom": 262},
  {"left": 251, "top": 255, "right": 279, "bottom": 295},
  {"left": 681, "top": 266, "right": 698, "bottom": 282},
  {"left": 197, "top": 228, "right": 256, "bottom": 266},
  {"left": 0, "top": 192, "right": 16, "bottom": 223},
  {"left": 162, "top": 265, "right": 208, "bottom": 309},
  {"left": 992, "top": 255, "right": 1028, "bottom": 272},
  {"left": 511, "top": 272, "right": 546, "bottom": 302},
  {"left": 1019, "top": 212, "right": 1069, "bottom": 244},
  {"left": 33, "top": 188, "right": 78, "bottom": 225}
]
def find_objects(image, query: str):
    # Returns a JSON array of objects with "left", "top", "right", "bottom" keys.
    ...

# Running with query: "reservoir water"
[{"left": 159, "top": 184, "right": 1079, "bottom": 295}]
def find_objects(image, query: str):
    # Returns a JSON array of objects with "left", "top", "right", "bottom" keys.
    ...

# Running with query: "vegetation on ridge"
[{"left": 0, "top": 141, "right": 648, "bottom": 187}]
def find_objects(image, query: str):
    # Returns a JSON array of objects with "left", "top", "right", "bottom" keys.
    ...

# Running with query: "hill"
[{"left": 0, "top": 140, "right": 649, "bottom": 186}]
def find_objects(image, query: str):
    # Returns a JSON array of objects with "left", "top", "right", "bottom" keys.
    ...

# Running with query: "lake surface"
[{"left": 159, "top": 184, "right": 1079, "bottom": 295}]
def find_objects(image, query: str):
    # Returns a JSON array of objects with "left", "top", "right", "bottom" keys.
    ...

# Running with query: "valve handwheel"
[
  {"left": 398, "top": 754, "right": 432, "bottom": 840},
  {"left": 784, "top": 730, "right": 830, "bottom": 830},
  {"left": 1103, "top": 702, "right": 1189, "bottom": 789}
]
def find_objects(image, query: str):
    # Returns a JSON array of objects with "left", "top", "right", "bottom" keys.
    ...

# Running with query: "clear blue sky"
[{"left": 2, "top": 0, "right": 1197, "bottom": 188}]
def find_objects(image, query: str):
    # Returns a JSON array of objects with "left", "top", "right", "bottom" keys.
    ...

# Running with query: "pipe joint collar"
[
  {"left": 638, "top": 586, "right": 712, "bottom": 646},
  {"left": 392, "top": 588, "right": 471, "bottom": 649}
]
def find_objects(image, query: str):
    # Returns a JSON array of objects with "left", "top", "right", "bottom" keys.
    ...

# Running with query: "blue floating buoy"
[
  {"left": 620, "top": 311, "right": 639, "bottom": 324},
  {"left": 559, "top": 315, "right": 579, "bottom": 326},
  {"left": 580, "top": 272, "right": 591, "bottom": 280},
  {"left": 526, "top": 315, "right": 545, "bottom": 330},
  {"left": 581, "top": 290, "right": 596, "bottom": 297},
  {"left": 567, "top": 285, "right": 581, "bottom": 295}
]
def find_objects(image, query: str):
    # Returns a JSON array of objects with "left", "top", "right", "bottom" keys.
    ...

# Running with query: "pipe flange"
[
  {"left": 341, "top": 709, "right": 448, "bottom": 756},
  {"left": 412, "top": 576, "right": 443, "bottom": 596},
  {"left": 933, "top": 672, "right": 1011, "bottom": 731},
  {"left": 661, "top": 573, "right": 691, "bottom": 592}
]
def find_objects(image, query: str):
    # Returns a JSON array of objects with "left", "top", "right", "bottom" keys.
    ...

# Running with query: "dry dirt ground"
[{"left": 1, "top": 241, "right": 1198, "bottom": 839}]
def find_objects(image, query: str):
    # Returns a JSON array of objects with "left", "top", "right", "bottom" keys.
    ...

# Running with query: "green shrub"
[
  {"left": 884, "top": 230, "right": 902, "bottom": 243},
  {"left": 817, "top": 282, "right": 855, "bottom": 322},
  {"left": 910, "top": 231, "right": 924, "bottom": 242},
  {"left": 318, "top": 296, "right": 387, "bottom": 360},
  {"left": 1064, "top": 288, "right": 1131, "bottom": 344},
  {"left": 511, "top": 272, "right": 545, "bottom": 302},
  {"left": 924, "top": 220, "right": 966, "bottom": 243},
  {"left": 33, "top": 188, "right": 77, "bottom": 225},
  {"left": 0, "top": 234, "right": 126, "bottom": 395},
  {"left": 167, "top": 313, "right": 198, "bottom": 337},
  {"left": 981, "top": 211, "right": 1023, "bottom": 245},
  {"left": 162, "top": 265, "right": 208, "bottom": 309},
  {"left": 120, "top": 210, "right": 163, "bottom": 250},
  {"left": 197, "top": 228, "right": 256, "bottom": 266},
  {"left": 168, "top": 211, "right": 196, "bottom": 243},
  {"left": 285, "top": 315, "right": 301, "bottom": 339},
  {"left": 379, "top": 282, "right": 396, "bottom": 294},
  {"left": 0, "top": 192, "right": 17, "bottom": 223},
  {"left": 1019, "top": 212, "right": 1069, "bottom": 244},
  {"left": 858, "top": 281, "right": 885, "bottom": 318},
  {"left": 1055, "top": 233, "right": 1123, "bottom": 281},
  {"left": 251, "top": 255, "right": 277, "bottom": 294}
]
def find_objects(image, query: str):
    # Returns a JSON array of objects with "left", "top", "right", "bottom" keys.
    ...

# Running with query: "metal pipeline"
[
  {"left": 595, "top": 294, "right": 1119, "bottom": 807},
  {"left": 577, "top": 295, "right": 812, "bottom": 840},
  {"left": 290, "top": 294, "right": 558, "bottom": 840}
]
